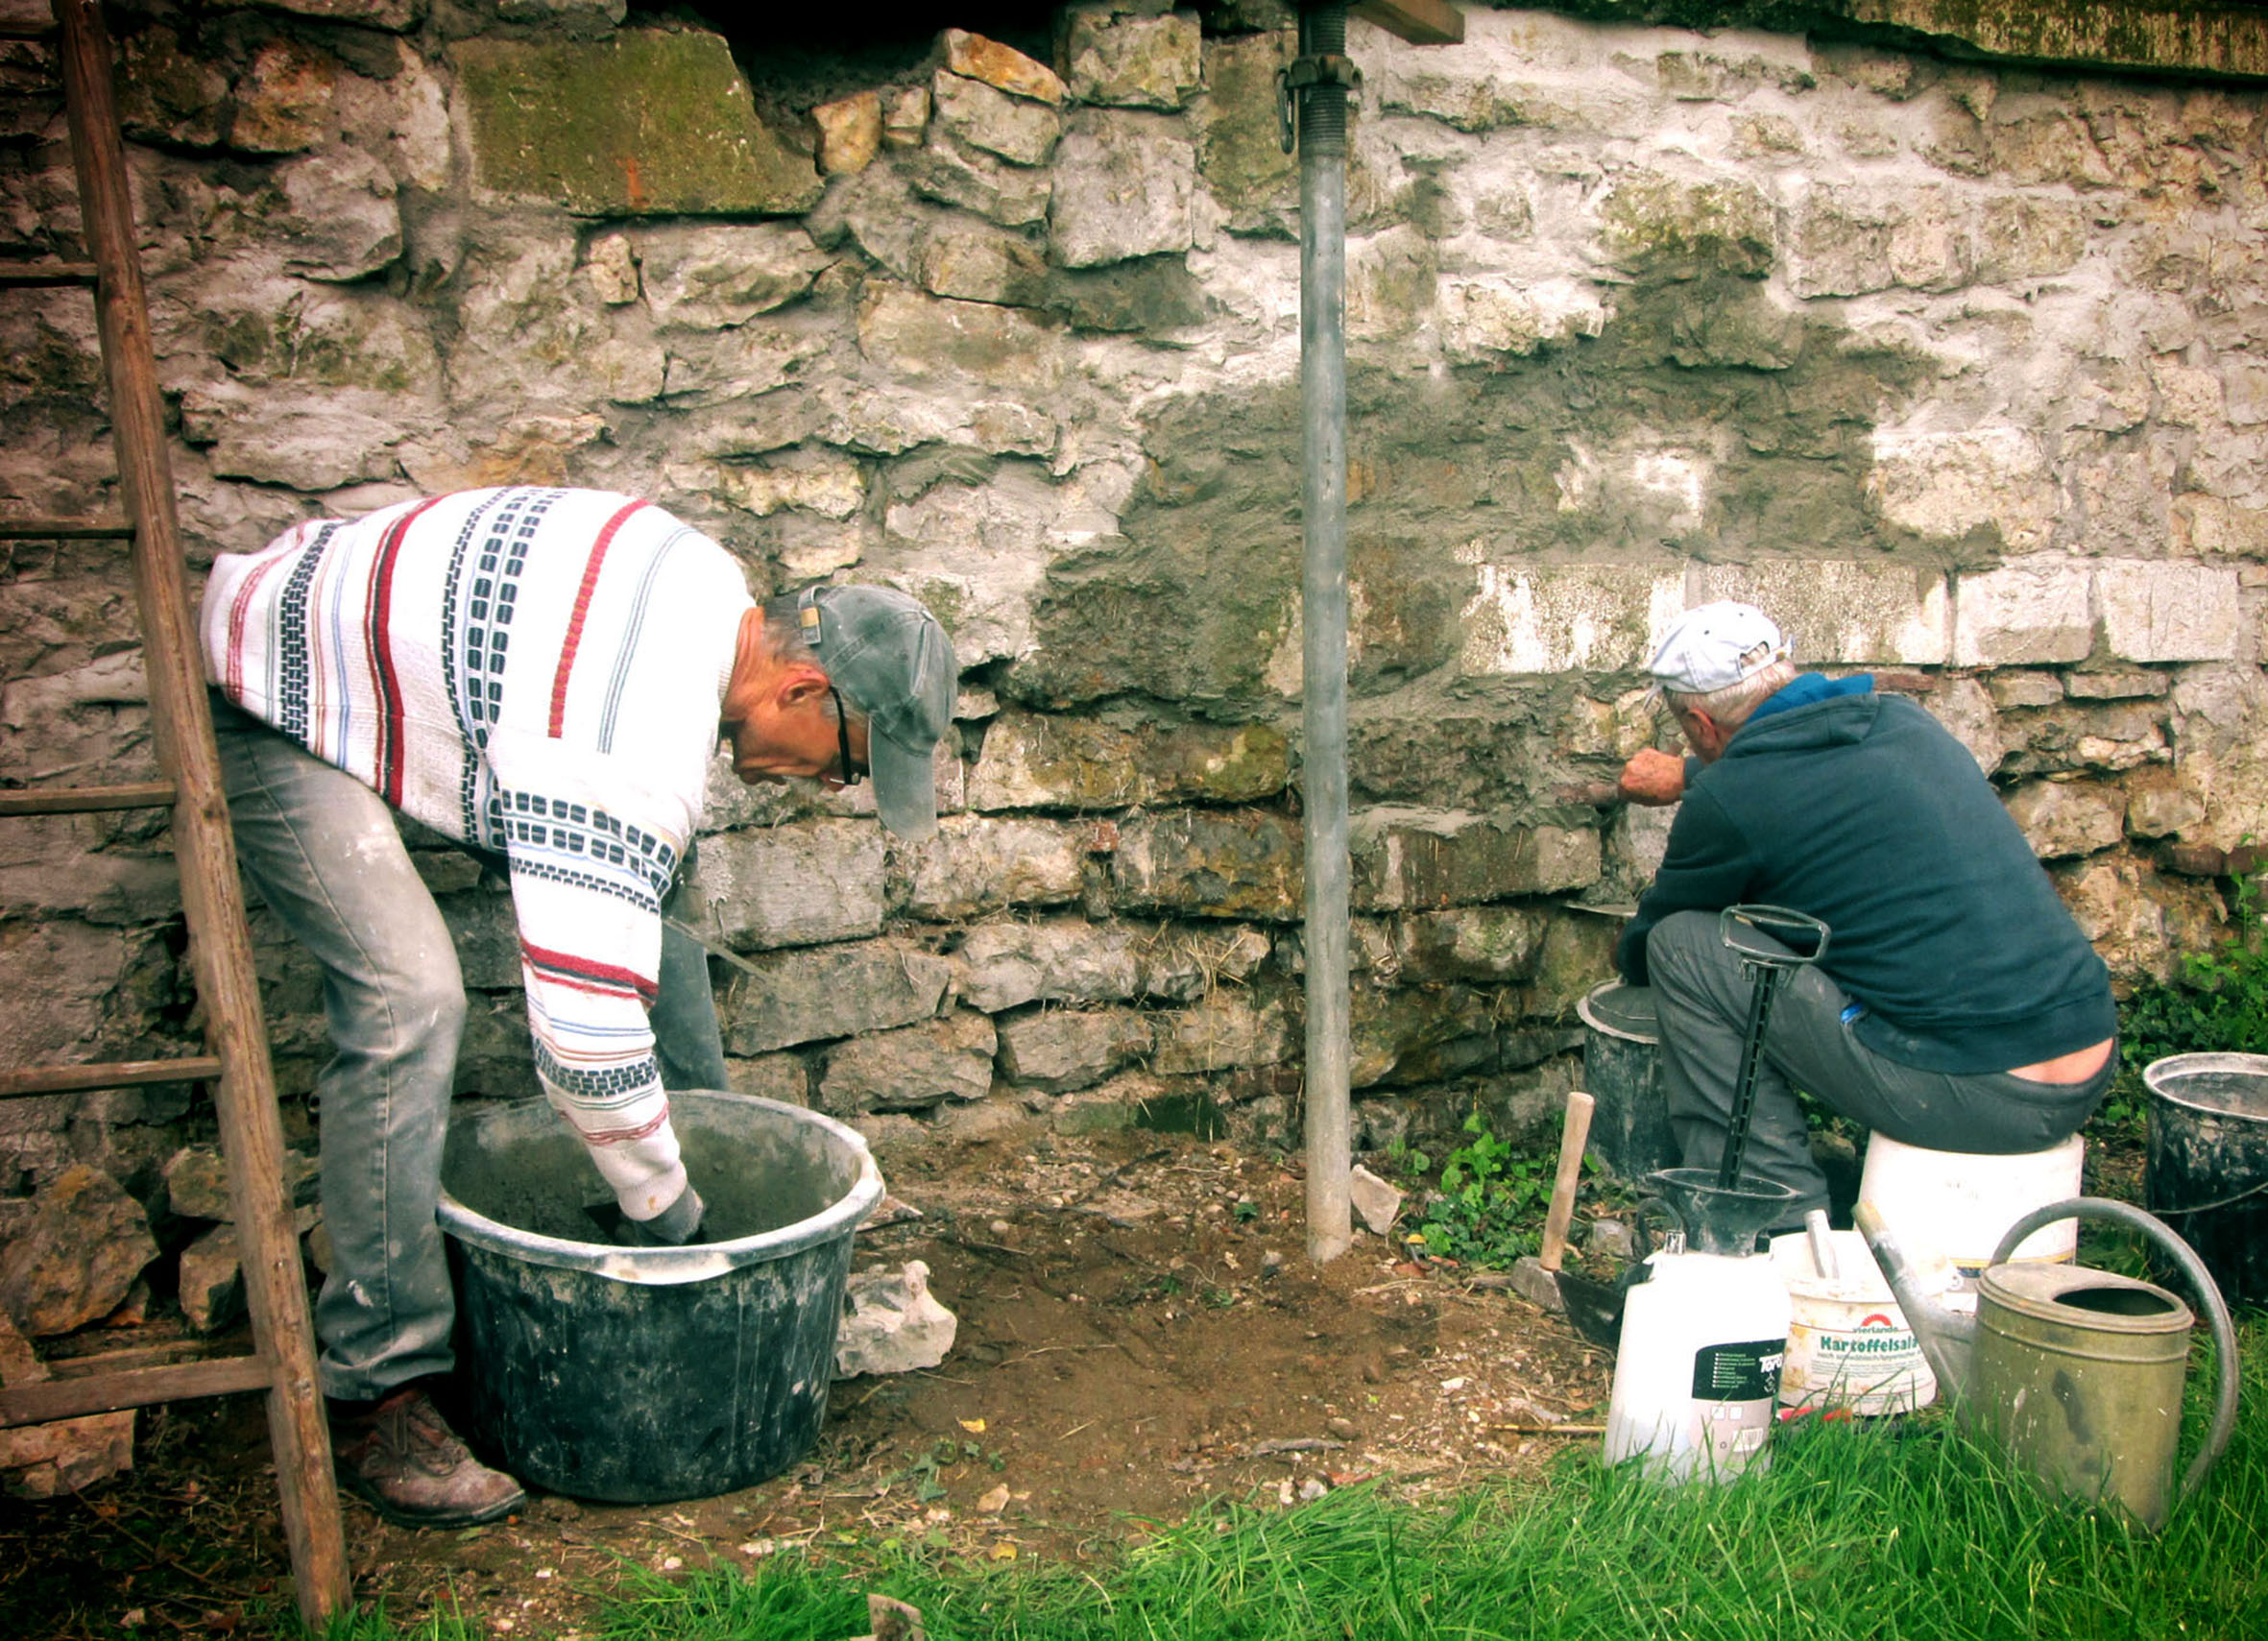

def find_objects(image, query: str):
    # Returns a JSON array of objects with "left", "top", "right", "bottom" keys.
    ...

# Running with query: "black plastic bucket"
[
  {"left": 2143, "top": 1052, "right": 2268, "bottom": 1310},
  {"left": 1577, "top": 979, "right": 1680, "bottom": 1182},
  {"left": 436, "top": 1091, "right": 882, "bottom": 1503}
]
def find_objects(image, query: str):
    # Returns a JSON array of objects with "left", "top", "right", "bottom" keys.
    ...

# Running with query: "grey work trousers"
[
  {"left": 212, "top": 704, "right": 729, "bottom": 1400},
  {"left": 1645, "top": 910, "right": 2111, "bottom": 1226}
]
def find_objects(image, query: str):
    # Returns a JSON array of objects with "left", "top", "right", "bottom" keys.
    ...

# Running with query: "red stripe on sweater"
[
  {"left": 366, "top": 498, "right": 445, "bottom": 808},
  {"left": 223, "top": 549, "right": 293, "bottom": 703},
  {"left": 521, "top": 939, "right": 661, "bottom": 1003},
  {"left": 574, "top": 1109, "right": 672, "bottom": 1146},
  {"left": 549, "top": 498, "right": 647, "bottom": 738}
]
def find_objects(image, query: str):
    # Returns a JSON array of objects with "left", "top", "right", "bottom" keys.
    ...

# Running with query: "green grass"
[{"left": 327, "top": 1321, "right": 2268, "bottom": 1641}]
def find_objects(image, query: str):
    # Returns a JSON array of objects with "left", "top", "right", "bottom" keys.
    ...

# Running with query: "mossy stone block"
[{"left": 456, "top": 32, "right": 822, "bottom": 216}]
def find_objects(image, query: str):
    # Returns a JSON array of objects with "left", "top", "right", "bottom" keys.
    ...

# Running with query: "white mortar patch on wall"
[
  {"left": 1457, "top": 563, "right": 1685, "bottom": 675},
  {"left": 1698, "top": 562, "right": 1949, "bottom": 666}
]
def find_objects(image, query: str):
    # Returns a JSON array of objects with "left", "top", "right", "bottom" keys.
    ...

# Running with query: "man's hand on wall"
[{"left": 1618, "top": 748, "right": 1687, "bottom": 807}]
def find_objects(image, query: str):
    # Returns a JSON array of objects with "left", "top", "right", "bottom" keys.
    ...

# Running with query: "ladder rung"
[
  {"left": 0, "top": 517, "right": 133, "bottom": 540},
  {"left": 0, "top": 262, "right": 98, "bottom": 287},
  {"left": 0, "top": 1055, "right": 223, "bottom": 1099},
  {"left": 0, "top": 1354, "right": 273, "bottom": 1429},
  {"left": 0, "top": 20, "right": 56, "bottom": 40},
  {"left": 0, "top": 781, "right": 175, "bottom": 815}
]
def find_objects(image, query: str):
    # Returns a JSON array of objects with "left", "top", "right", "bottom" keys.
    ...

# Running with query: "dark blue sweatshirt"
[{"left": 1615, "top": 677, "right": 2117, "bottom": 1074}]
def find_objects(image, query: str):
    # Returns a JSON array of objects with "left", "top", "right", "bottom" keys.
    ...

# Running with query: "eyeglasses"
[{"left": 827, "top": 685, "right": 867, "bottom": 786}]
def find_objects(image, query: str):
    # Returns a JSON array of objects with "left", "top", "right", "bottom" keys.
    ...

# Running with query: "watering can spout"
[{"left": 1853, "top": 1198, "right": 1974, "bottom": 1408}]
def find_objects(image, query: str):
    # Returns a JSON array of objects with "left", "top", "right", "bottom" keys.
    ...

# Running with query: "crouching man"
[
  {"left": 200, "top": 486, "right": 955, "bottom": 1525},
  {"left": 1613, "top": 601, "right": 2115, "bottom": 1231}
]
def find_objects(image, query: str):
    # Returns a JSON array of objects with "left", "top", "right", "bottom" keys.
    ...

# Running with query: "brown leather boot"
[{"left": 331, "top": 1386, "right": 527, "bottom": 1529}]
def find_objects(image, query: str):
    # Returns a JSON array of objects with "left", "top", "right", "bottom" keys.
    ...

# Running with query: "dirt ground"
[{"left": 3, "top": 1123, "right": 1622, "bottom": 1639}]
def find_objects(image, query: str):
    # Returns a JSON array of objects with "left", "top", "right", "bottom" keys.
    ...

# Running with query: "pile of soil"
[{"left": 2, "top": 1124, "right": 1617, "bottom": 1638}]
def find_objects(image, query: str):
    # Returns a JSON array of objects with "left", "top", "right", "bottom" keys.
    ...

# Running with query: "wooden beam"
[
  {"left": 0, "top": 781, "right": 175, "bottom": 815},
  {"left": 0, "top": 1355, "right": 271, "bottom": 1428},
  {"left": 1352, "top": 0, "right": 1464, "bottom": 46},
  {"left": 0, "top": 1056, "right": 223, "bottom": 1099}
]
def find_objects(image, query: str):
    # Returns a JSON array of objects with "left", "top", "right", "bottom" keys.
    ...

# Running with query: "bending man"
[
  {"left": 200, "top": 486, "right": 955, "bottom": 1526},
  {"left": 1613, "top": 601, "right": 2115, "bottom": 1228}
]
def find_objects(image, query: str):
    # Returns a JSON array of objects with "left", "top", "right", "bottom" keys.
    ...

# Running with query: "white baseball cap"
[{"left": 1647, "top": 601, "right": 1788, "bottom": 696}]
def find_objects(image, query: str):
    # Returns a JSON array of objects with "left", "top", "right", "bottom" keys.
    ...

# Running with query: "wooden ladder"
[{"left": 0, "top": 1, "right": 349, "bottom": 1626}]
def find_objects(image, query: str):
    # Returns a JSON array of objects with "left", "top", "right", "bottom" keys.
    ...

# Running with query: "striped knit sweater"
[{"left": 200, "top": 487, "right": 753, "bottom": 1222}]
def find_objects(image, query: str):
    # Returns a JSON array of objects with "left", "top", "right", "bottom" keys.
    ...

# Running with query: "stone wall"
[{"left": 4, "top": 0, "right": 2267, "bottom": 1341}]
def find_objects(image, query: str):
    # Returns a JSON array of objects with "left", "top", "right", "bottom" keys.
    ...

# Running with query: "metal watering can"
[{"left": 1857, "top": 1195, "right": 2240, "bottom": 1530}]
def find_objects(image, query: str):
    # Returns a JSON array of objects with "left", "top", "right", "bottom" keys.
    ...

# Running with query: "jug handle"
[{"left": 1990, "top": 1195, "right": 2240, "bottom": 1510}]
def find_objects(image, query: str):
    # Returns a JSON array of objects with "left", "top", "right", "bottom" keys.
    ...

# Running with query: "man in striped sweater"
[{"left": 200, "top": 487, "right": 955, "bottom": 1525}]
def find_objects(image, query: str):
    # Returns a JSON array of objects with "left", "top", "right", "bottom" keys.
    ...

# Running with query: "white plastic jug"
[{"left": 1603, "top": 1245, "right": 1792, "bottom": 1484}]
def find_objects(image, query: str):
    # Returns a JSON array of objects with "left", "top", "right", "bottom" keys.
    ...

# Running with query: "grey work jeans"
[
  {"left": 1645, "top": 910, "right": 2111, "bottom": 1226},
  {"left": 212, "top": 704, "right": 729, "bottom": 1401}
]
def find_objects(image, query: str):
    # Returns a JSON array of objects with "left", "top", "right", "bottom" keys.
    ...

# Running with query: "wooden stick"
[{"left": 1538, "top": 1090, "right": 1595, "bottom": 1274}]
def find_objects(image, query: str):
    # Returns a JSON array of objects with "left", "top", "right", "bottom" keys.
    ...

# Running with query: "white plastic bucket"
[
  {"left": 1770, "top": 1228, "right": 1938, "bottom": 1419},
  {"left": 1857, "top": 1131, "right": 2084, "bottom": 1277}
]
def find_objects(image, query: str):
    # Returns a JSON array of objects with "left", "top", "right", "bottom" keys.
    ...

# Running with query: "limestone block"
[
  {"left": 816, "top": 90, "right": 881, "bottom": 176},
  {"left": 2066, "top": 669, "right": 2170, "bottom": 700},
  {"left": 693, "top": 821, "right": 887, "bottom": 952},
  {"left": 2098, "top": 561, "right": 2242, "bottom": 663},
  {"left": 273, "top": 149, "right": 401, "bottom": 282},
  {"left": 250, "top": 0, "right": 418, "bottom": 24},
  {"left": 1998, "top": 699, "right": 2169, "bottom": 780},
  {"left": 1050, "top": 116, "right": 1196, "bottom": 269},
  {"left": 1459, "top": 562, "right": 1683, "bottom": 677},
  {"left": 905, "top": 133, "right": 1053, "bottom": 228},
  {"left": 690, "top": 452, "right": 864, "bottom": 520},
  {"left": 1870, "top": 426, "right": 2056, "bottom": 554},
  {"left": 857, "top": 286, "right": 1063, "bottom": 390},
  {"left": 1951, "top": 557, "right": 2094, "bottom": 666},
  {"left": 943, "top": 30, "right": 1066, "bottom": 106},
  {"left": 1196, "top": 31, "right": 1295, "bottom": 222},
  {"left": 969, "top": 712, "right": 1291, "bottom": 811},
  {"left": 116, "top": 26, "right": 229, "bottom": 149},
  {"left": 820, "top": 1009, "right": 997, "bottom": 1113},
  {"left": 1061, "top": 9, "right": 1202, "bottom": 109},
  {"left": 2150, "top": 359, "right": 2224, "bottom": 429},
  {"left": 2169, "top": 665, "right": 2268, "bottom": 852},
  {"left": 193, "top": 276, "right": 444, "bottom": 398},
  {"left": 882, "top": 84, "right": 931, "bottom": 148},
  {"left": 1050, "top": 1075, "right": 1153, "bottom": 1134},
  {"left": 1374, "top": 58, "right": 1629, "bottom": 135},
  {"left": 1149, "top": 990, "right": 1295, "bottom": 1074},
  {"left": 1046, "top": 253, "right": 1207, "bottom": 333},
  {"left": 918, "top": 227, "right": 1051, "bottom": 308},
  {"left": 1139, "top": 925, "right": 1272, "bottom": 1003},
  {"left": 1989, "top": 671, "right": 2064, "bottom": 709},
  {"left": 1923, "top": 674, "right": 2004, "bottom": 775},
  {"left": 455, "top": 33, "right": 822, "bottom": 216},
  {"left": 717, "top": 937, "right": 952, "bottom": 1055},
  {"left": 164, "top": 1145, "right": 319, "bottom": 1222},
  {"left": 932, "top": 69, "right": 1061, "bottom": 167},
  {"left": 1972, "top": 195, "right": 2090, "bottom": 283},
  {"left": 0, "top": 1412, "right": 135, "bottom": 1500},
  {"left": 2005, "top": 779, "right": 2126, "bottom": 860},
  {"left": 1787, "top": 183, "right": 1966, "bottom": 298},
  {"left": 2059, "top": 857, "right": 2171, "bottom": 981},
  {"left": 229, "top": 37, "right": 337, "bottom": 155},
  {"left": 334, "top": 39, "right": 452, "bottom": 192},
  {"left": 832, "top": 1260, "right": 958, "bottom": 1379},
  {"left": 583, "top": 233, "right": 639, "bottom": 303},
  {"left": 899, "top": 814, "right": 1087, "bottom": 919},
  {"left": 0, "top": 921, "right": 134, "bottom": 1073},
  {"left": 0, "top": 1166, "right": 155, "bottom": 1339},
  {"left": 952, "top": 917, "right": 1143, "bottom": 1013},
  {"left": 179, "top": 383, "right": 409, "bottom": 492},
  {"left": 1438, "top": 277, "right": 1608, "bottom": 361},
  {"left": 634, "top": 223, "right": 830, "bottom": 327},
  {"left": 1352, "top": 808, "right": 1601, "bottom": 911},
  {"left": 1697, "top": 562, "right": 1948, "bottom": 666},
  {"left": 2125, "top": 770, "right": 2208, "bottom": 840},
  {"left": 1394, "top": 905, "right": 1550, "bottom": 983},
  {"left": 178, "top": 1224, "right": 246, "bottom": 1335},
  {"left": 1351, "top": 982, "right": 1501, "bottom": 1089},
  {"left": 2173, "top": 495, "right": 2268, "bottom": 559},
  {"left": 725, "top": 1051, "right": 811, "bottom": 1106},
  {"left": 1112, "top": 809, "right": 1303, "bottom": 921},
  {"left": 997, "top": 1006, "right": 1153, "bottom": 1093},
  {"left": 1348, "top": 1165, "right": 1403, "bottom": 1236},
  {"left": 969, "top": 399, "right": 1058, "bottom": 456},
  {"left": 1600, "top": 170, "right": 1775, "bottom": 282}
]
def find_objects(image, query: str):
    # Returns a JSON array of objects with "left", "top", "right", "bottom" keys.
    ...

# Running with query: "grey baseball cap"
[
  {"left": 796, "top": 585, "right": 957, "bottom": 839},
  {"left": 1646, "top": 601, "right": 1788, "bottom": 698}
]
